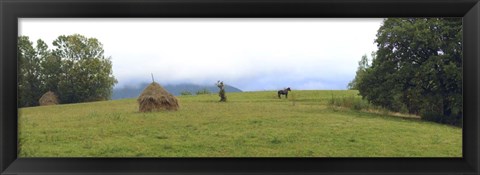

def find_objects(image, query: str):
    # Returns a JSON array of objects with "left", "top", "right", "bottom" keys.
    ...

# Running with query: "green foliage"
[
  {"left": 355, "top": 18, "right": 462, "bottom": 126},
  {"left": 180, "top": 91, "right": 193, "bottom": 96},
  {"left": 196, "top": 88, "right": 211, "bottom": 95},
  {"left": 347, "top": 53, "right": 373, "bottom": 90},
  {"left": 53, "top": 34, "right": 117, "bottom": 103},
  {"left": 17, "top": 34, "right": 117, "bottom": 107},
  {"left": 328, "top": 95, "right": 381, "bottom": 112},
  {"left": 18, "top": 36, "right": 43, "bottom": 107}
]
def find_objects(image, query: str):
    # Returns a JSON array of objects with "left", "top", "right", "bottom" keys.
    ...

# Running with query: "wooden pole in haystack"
[{"left": 137, "top": 75, "right": 179, "bottom": 112}]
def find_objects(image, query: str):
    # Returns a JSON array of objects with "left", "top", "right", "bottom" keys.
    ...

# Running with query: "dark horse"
[{"left": 278, "top": 87, "right": 291, "bottom": 99}]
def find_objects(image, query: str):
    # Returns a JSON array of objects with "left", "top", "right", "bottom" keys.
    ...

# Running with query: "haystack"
[
  {"left": 137, "top": 82, "right": 179, "bottom": 112},
  {"left": 39, "top": 91, "right": 59, "bottom": 106}
]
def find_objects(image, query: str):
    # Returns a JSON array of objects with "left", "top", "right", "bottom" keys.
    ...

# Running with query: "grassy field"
[{"left": 18, "top": 90, "right": 462, "bottom": 157}]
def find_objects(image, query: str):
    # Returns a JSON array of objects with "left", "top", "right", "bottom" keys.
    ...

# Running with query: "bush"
[
  {"left": 180, "top": 91, "right": 192, "bottom": 96},
  {"left": 196, "top": 88, "right": 211, "bottom": 95},
  {"left": 421, "top": 111, "right": 462, "bottom": 127},
  {"left": 329, "top": 95, "right": 383, "bottom": 117},
  {"left": 329, "top": 95, "right": 371, "bottom": 111}
]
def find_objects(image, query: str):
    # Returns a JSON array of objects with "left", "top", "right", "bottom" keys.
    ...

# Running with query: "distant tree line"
[
  {"left": 18, "top": 34, "right": 117, "bottom": 107},
  {"left": 180, "top": 89, "right": 211, "bottom": 95},
  {"left": 349, "top": 18, "right": 462, "bottom": 126}
]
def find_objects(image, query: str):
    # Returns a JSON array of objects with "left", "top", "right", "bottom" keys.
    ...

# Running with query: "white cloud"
[{"left": 18, "top": 18, "right": 383, "bottom": 91}]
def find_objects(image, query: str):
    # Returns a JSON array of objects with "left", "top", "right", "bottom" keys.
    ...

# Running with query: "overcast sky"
[{"left": 19, "top": 18, "right": 383, "bottom": 91}]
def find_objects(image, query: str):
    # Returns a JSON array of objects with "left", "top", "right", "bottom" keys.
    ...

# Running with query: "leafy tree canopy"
[
  {"left": 355, "top": 18, "right": 462, "bottom": 126},
  {"left": 18, "top": 34, "right": 117, "bottom": 107}
]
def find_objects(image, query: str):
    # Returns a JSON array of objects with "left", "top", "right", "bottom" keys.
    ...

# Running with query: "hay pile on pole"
[
  {"left": 137, "top": 82, "right": 179, "bottom": 112},
  {"left": 216, "top": 80, "right": 227, "bottom": 102},
  {"left": 39, "top": 91, "right": 59, "bottom": 106}
]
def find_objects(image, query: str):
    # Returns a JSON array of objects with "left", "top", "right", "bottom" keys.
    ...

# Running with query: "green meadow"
[{"left": 18, "top": 90, "right": 462, "bottom": 157}]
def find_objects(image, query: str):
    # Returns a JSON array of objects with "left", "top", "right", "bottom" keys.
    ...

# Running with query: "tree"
[
  {"left": 356, "top": 18, "right": 462, "bottom": 126},
  {"left": 347, "top": 53, "right": 373, "bottom": 90},
  {"left": 18, "top": 34, "right": 117, "bottom": 107},
  {"left": 52, "top": 34, "right": 117, "bottom": 103},
  {"left": 18, "top": 36, "right": 44, "bottom": 107},
  {"left": 36, "top": 39, "right": 62, "bottom": 94}
]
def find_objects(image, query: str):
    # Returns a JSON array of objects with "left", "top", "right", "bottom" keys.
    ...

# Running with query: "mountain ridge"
[{"left": 112, "top": 82, "right": 242, "bottom": 100}]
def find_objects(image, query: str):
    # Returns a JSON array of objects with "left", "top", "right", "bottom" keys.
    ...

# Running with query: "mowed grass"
[{"left": 18, "top": 90, "right": 462, "bottom": 157}]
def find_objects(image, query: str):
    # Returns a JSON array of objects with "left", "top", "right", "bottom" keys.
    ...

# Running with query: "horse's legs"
[
  {"left": 278, "top": 92, "right": 281, "bottom": 99},
  {"left": 286, "top": 93, "right": 288, "bottom": 98}
]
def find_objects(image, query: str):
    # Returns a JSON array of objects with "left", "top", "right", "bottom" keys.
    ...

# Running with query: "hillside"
[
  {"left": 112, "top": 83, "right": 242, "bottom": 100},
  {"left": 18, "top": 90, "right": 462, "bottom": 157}
]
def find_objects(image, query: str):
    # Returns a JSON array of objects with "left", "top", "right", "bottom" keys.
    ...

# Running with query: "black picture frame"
[{"left": 1, "top": 0, "right": 479, "bottom": 174}]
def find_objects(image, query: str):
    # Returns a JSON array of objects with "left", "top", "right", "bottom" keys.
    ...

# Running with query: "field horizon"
[{"left": 18, "top": 90, "right": 462, "bottom": 157}]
